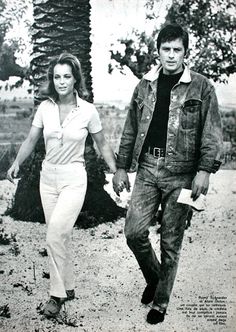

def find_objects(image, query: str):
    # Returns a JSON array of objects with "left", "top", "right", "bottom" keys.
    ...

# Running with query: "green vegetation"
[{"left": 110, "top": 0, "right": 236, "bottom": 83}]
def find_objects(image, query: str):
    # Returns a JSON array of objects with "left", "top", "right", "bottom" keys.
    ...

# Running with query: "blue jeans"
[{"left": 124, "top": 153, "right": 194, "bottom": 310}]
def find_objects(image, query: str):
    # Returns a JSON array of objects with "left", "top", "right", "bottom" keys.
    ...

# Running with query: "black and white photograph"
[{"left": 0, "top": 0, "right": 236, "bottom": 331}]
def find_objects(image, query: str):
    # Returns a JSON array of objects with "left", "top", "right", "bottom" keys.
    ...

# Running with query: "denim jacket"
[{"left": 116, "top": 65, "right": 223, "bottom": 174}]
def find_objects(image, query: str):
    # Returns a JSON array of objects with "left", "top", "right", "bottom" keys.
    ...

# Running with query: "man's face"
[{"left": 159, "top": 38, "right": 185, "bottom": 75}]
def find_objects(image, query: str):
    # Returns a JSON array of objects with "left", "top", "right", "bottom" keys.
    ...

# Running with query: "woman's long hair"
[{"left": 40, "top": 53, "right": 89, "bottom": 100}]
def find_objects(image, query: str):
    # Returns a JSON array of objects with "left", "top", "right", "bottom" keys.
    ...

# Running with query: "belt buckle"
[{"left": 153, "top": 147, "right": 161, "bottom": 158}]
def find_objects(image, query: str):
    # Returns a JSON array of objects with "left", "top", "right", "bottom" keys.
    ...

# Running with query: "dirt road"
[{"left": 0, "top": 170, "right": 235, "bottom": 332}]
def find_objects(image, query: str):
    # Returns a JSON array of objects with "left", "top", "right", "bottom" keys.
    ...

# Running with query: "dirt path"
[{"left": 0, "top": 170, "right": 236, "bottom": 332}]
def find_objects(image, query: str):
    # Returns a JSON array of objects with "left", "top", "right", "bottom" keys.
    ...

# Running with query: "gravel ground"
[{"left": 0, "top": 170, "right": 236, "bottom": 332}]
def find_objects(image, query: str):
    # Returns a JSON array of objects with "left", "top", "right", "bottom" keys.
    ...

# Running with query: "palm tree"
[{"left": 9, "top": 0, "right": 124, "bottom": 227}]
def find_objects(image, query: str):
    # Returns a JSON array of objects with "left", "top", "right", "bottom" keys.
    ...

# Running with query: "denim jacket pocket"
[
  {"left": 176, "top": 127, "right": 198, "bottom": 161},
  {"left": 181, "top": 99, "right": 202, "bottom": 129}
]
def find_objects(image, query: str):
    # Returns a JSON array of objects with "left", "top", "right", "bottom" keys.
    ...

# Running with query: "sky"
[
  {"left": 1, "top": 0, "right": 236, "bottom": 107},
  {"left": 90, "top": 0, "right": 171, "bottom": 107}
]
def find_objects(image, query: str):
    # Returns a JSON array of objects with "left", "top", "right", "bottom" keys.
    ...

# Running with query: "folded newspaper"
[{"left": 177, "top": 188, "right": 207, "bottom": 211}]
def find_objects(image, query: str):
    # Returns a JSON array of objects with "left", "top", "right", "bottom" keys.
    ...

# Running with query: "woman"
[{"left": 7, "top": 53, "right": 117, "bottom": 318}]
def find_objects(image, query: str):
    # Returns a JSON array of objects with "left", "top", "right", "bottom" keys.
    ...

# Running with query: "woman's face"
[{"left": 53, "top": 63, "right": 76, "bottom": 97}]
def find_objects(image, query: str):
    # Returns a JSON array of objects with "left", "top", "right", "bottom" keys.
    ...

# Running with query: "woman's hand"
[
  {"left": 6, "top": 125, "right": 42, "bottom": 184},
  {"left": 7, "top": 161, "right": 20, "bottom": 183}
]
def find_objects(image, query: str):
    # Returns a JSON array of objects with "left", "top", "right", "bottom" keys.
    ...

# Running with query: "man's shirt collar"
[{"left": 143, "top": 64, "right": 191, "bottom": 83}]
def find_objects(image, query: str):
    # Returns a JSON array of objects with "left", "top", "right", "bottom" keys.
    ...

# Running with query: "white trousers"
[{"left": 40, "top": 161, "right": 87, "bottom": 298}]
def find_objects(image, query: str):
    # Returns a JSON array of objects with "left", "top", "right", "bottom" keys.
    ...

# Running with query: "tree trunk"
[{"left": 8, "top": 0, "right": 124, "bottom": 227}]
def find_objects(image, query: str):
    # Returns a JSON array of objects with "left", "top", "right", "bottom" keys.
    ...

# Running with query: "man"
[{"left": 112, "top": 24, "right": 223, "bottom": 325}]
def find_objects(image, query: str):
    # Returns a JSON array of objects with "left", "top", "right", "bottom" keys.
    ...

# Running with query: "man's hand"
[
  {"left": 191, "top": 170, "right": 210, "bottom": 201},
  {"left": 112, "top": 169, "right": 130, "bottom": 196}
]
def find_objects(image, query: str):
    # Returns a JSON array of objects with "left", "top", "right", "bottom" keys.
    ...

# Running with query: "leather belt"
[{"left": 147, "top": 146, "right": 165, "bottom": 158}]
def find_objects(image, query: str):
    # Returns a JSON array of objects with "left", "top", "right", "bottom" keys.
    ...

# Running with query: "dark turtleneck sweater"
[{"left": 142, "top": 69, "right": 183, "bottom": 153}]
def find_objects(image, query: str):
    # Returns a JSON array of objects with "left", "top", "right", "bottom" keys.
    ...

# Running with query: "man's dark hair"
[{"left": 157, "top": 24, "right": 189, "bottom": 54}]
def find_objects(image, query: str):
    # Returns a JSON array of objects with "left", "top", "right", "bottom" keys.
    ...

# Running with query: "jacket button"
[
  {"left": 146, "top": 116, "right": 150, "bottom": 119},
  {"left": 141, "top": 133, "right": 145, "bottom": 137}
]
